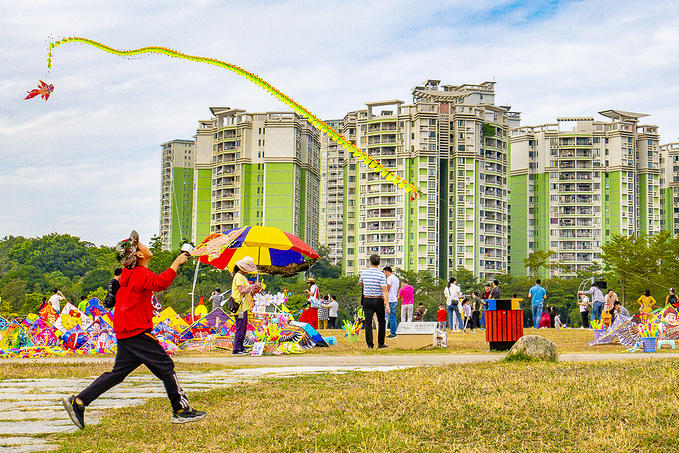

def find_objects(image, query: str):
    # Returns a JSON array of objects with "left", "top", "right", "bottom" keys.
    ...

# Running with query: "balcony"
[
  {"left": 367, "top": 208, "right": 396, "bottom": 218},
  {"left": 367, "top": 185, "right": 396, "bottom": 195},
  {"left": 366, "top": 221, "right": 396, "bottom": 231}
]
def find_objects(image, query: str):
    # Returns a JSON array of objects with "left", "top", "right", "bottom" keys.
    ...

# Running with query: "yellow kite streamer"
[{"left": 45, "top": 37, "right": 423, "bottom": 199}]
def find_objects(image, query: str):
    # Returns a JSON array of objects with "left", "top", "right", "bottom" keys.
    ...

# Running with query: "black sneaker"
[
  {"left": 62, "top": 395, "right": 85, "bottom": 429},
  {"left": 171, "top": 407, "right": 207, "bottom": 424},
  {"left": 377, "top": 344, "right": 389, "bottom": 349},
  {"left": 387, "top": 334, "right": 397, "bottom": 338}
]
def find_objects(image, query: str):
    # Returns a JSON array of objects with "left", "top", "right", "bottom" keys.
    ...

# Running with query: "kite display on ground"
[
  {"left": 34, "top": 37, "right": 423, "bottom": 198},
  {"left": 24, "top": 80, "right": 54, "bottom": 101},
  {"left": 589, "top": 305, "right": 679, "bottom": 351},
  {"left": 0, "top": 296, "right": 328, "bottom": 358}
]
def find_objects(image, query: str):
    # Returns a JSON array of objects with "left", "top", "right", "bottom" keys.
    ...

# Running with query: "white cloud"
[{"left": 2, "top": 0, "right": 679, "bottom": 245}]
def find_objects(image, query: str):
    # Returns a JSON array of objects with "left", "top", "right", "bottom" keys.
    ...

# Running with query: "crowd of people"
[
  {"left": 297, "top": 278, "right": 339, "bottom": 330},
  {"left": 350, "top": 254, "right": 507, "bottom": 348},
  {"left": 224, "top": 254, "right": 679, "bottom": 349},
  {"left": 577, "top": 283, "right": 677, "bottom": 328}
]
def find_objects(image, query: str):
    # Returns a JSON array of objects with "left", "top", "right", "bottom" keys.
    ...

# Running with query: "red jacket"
[
  {"left": 113, "top": 266, "right": 177, "bottom": 339},
  {"left": 437, "top": 309, "right": 447, "bottom": 322}
]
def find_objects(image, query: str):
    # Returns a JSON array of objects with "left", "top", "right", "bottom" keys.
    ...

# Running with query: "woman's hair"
[
  {"left": 448, "top": 277, "right": 456, "bottom": 285},
  {"left": 644, "top": 289, "right": 651, "bottom": 297},
  {"left": 233, "top": 264, "right": 241, "bottom": 273}
]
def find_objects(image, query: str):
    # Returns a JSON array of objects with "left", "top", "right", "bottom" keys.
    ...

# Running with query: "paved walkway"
[
  {"left": 2, "top": 352, "right": 679, "bottom": 452},
  {"left": 0, "top": 365, "right": 409, "bottom": 453},
  {"left": 6, "top": 351, "right": 679, "bottom": 367}
]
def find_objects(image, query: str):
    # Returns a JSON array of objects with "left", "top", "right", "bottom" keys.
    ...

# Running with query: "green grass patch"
[
  {"left": 502, "top": 351, "right": 558, "bottom": 363},
  {"left": 54, "top": 359, "right": 679, "bottom": 452}
]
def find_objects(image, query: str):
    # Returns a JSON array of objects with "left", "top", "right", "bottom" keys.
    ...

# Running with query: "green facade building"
[
  {"left": 660, "top": 142, "right": 679, "bottom": 236},
  {"left": 159, "top": 139, "right": 195, "bottom": 250},
  {"left": 205, "top": 108, "right": 320, "bottom": 250},
  {"left": 340, "top": 81, "right": 520, "bottom": 279},
  {"left": 509, "top": 111, "right": 661, "bottom": 277}
]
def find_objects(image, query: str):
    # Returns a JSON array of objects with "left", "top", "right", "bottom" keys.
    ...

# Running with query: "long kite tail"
[{"left": 46, "top": 37, "right": 423, "bottom": 198}]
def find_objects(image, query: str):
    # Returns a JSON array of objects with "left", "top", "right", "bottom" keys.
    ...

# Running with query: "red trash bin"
[{"left": 484, "top": 298, "right": 523, "bottom": 351}]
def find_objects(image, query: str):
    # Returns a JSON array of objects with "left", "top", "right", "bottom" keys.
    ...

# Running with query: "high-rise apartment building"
[
  {"left": 509, "top": 110, "right": 661, "bottom": 277},
  {"left": 342, "top": 81, "right": 519, "bottom": 279},
  {"left": 318, "top": 119, "right": 345, "bottom": 264},
  {"left": 159, "top": 139, "right": 195, "bottom": 250},
  {"left": 192, "top": 119, "right": 215, "bottom": 244},
  {"left": 660, "top": 142, "right": 679, "bottom": 236},
  {"left": 203, "top": 107, "right": 320, "bottom": 250}
]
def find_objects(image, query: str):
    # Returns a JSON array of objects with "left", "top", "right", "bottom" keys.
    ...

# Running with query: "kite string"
[{"left": 47, "top": 37, "right": 423, "bottom": 199}]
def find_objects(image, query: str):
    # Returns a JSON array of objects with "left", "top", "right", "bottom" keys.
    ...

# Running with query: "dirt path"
[{"left": 5, "top": 352, "right": 679, "bottom": 367}]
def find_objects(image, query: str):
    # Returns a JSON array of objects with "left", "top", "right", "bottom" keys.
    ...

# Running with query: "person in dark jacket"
[
  {"left": 62, "top": 230, "right": 205, "bottom": 429},
  {"left": 103, "top": 268, "right": 122, "bottom": 309}
]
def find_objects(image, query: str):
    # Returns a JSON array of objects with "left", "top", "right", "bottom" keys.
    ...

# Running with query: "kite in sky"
[
  {"left": 24, "top": 80, "right": 54, "bottom": 101},
  {"left": 33, "top": 37, "right": 423, "bottom": 198}
]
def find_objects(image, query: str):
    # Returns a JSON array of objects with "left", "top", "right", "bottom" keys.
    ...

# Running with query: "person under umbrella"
[{"left": 231, "top": 256, "right": 261, "bottom": 355}]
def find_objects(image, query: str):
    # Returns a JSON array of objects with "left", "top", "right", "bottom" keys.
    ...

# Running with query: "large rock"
[{"left": 507, "top": 335, "right": 558, "bottom": 361}]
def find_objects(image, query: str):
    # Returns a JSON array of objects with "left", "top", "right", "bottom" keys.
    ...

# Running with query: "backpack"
[{"left": 104, "top": 278, "right": 120, "bottom": 309}]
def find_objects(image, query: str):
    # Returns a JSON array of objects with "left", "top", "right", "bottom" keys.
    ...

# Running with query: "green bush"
[
  {"left": 482, "top": 122, "right": 496, "bottom": 137},
  {"left": 286, "top": 294, "right": 308, "bottom": 312}
]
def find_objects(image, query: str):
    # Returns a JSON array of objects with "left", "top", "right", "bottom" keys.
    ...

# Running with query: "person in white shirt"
[
  {"left": 578, "top": 294, "right": 590, "bottom": 328},
  {"left": 48, "top": 288, "right": 66, "bottom": 313},
  {"left": 324, "top": 295, "right": 339, "bottom": 329},
  {"left": 444, "top": 278, "right": 464, "bottom": 332},
  {"left": 384, "top": 267, "right": 400, "bottom": 338}
]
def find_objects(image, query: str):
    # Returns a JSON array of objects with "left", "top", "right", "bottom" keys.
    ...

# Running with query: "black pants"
[
  {"left": 581, "top": 311, "right": 589, "bottom": 328},
  {"left": 472, "top": 311, "right": 480, "bottom": 329},
  {"left": 328, "top": 317, "right": 337, "bottom": 329},
  {"left": 362, "top": 296, "right": 386, "bottom": 348},
  {"left": 77, "top": 331, "right": 189, "bottom": 412}
]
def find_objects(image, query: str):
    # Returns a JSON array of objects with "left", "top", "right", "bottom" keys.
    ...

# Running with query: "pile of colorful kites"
[
  {"left": 589, "top": 304, "right": 679, "bottom": 350},
  {"left": 0, "top": 296, "right": 327, "bottom": 359}
]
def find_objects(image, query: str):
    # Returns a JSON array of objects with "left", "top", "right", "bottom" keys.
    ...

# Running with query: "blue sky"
[{"left": 1, "top": 0, "right": 678, "bottom": 246}]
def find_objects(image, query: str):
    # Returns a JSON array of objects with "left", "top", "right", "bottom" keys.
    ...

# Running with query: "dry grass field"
[{"left": 53, "top": 358, "right": 679, "bottom": 452}]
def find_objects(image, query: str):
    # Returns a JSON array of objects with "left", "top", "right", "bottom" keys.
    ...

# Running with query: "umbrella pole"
[{"left": 191, "top": 260, "right": 201, "bottom": 322}]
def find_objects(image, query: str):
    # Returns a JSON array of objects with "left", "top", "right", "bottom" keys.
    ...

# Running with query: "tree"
[
  {"left": 452, "top": 267, "right": 482, "bottom": 295},
  {"left": 86, "top": 287, "right": 108, "bottom": 303},
  {"left": 309, "top": 246, "right": 341, "bottom": 279},
  {"left": 23, "top": 292, "right": 45, "bottom": 314},
  {"left": 524, "top": 250, "right": 558, "bottom": 277},
  {"left": 81, "top": 268, "right": 113, "bottom": 294},
  {"left": 601, "top": 232, "right": 672, "bottom": 304},
  {"left": 0, "top": 278, "right": 27, "bottom": 314},
  {"left": 150, "top": 234, "right": 164, "bottom": 254},
  {"left": 394, "top": 269, "right": 445, "bottom": 321},
  {"left": 6, "top": 233, "right": 98, "bottom": 280},
  {"left": 45, "top": 271, "right": 72, "bottom": 293}
]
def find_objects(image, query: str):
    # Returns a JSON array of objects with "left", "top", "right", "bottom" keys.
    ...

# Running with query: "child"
[
  {"left": 436, "top": 304, "right": 447, "bottom": 330},
  {"left": 554, "top": 312, "right": 566, "bottom": 329},
  {"left": 62, "top": 231, "right": 206, "bottom": 429},
  {"left": 462, "top": 298, "right": 474, "bottom": 333},
  {"left": 413, "top": 302, "right": 427, "bottom": 321}
]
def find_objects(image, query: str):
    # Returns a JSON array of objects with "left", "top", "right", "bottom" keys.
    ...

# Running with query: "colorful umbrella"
[{"left": 191, "top": 226, "right": 319, "bottom": 275}]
